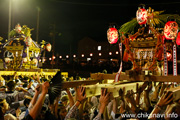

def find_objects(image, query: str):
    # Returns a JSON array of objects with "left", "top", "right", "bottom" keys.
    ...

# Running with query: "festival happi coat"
[{"left": 107, "top": 5, "right": 180, "bottom": 82}]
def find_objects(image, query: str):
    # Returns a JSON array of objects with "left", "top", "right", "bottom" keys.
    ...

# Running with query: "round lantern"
[
  {"left": 107, "top": 28, "right": 118, "bottom": 44},
  {"left": 4, "top": 58, "right": 10, "bottom": 63},
  {"left": 136, "top": 8, "right": 147, "bottom": 25},
  {"left": 25, "top": 36, "right": 32, "bottom": 47},
  {"left": 176, "top": 32, "right": 180, "bottom": 45},
  {"left": 15, "top": 24, "right": 22, "bottom": 33},
  {"left": 167, "top": 52, "right": 172, "bottom": 61},
  {"left": 164, "top": 21, "right": 178, "bottom": 40},
  {"left": 46, "top": 43, "right": 52, "bottom": 52}
]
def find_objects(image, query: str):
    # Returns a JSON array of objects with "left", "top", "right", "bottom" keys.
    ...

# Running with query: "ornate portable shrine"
[
  {"left": 108, "top": 5, "right": 180, "bottom": 81},
  {"left": 0, "top": 24, "right": 51, "bottom": 70}
]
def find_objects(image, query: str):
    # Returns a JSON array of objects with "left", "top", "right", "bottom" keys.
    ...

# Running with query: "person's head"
[
  {"left": 6, "top": 80, "right": 16, "bottom": 91},
  {"left": 83, "top": 110, "right": 90, "bottom": 120},
  {"left": 24, "top": 98, "right": 31, "bottom": 108},
  {"left": 58, "top": 105, "right": 67, "bottom": 119},
  {"left": 23, "top": 76, "right": 29, "bottom": 84},
  {"left": 61, "top": 95, "right": 69, "bottom": 106},
  {"left": 37, "top": 105, "right": 47, "bottom": 120},
  {"left": 91, "top": 96, "right": 98, "bottom": 107},
  {"left": 22, "top": 83, "right": 28, "bottom": 88}
]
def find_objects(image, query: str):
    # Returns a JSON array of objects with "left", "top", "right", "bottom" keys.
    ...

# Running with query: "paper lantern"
[
  {"left": 107, "top": 28, "right": 118, "bottom": 44},
  {"left": 25, "top": 37, "right": 32, "bottom": 47},
  {"left": 46, "top": 43, "right": 52, "bottom": 52},
  {"left": 136, "top": 8, "right": 147, "bottom": 25},
  {"left": 164, "top": 21, "right": 178, "bottom": 40},
  {"left": 4, "top": 58, "right": 10, "bottom": 63},
  {"left": 15, "top": 24, "right": 22, "bottom": 33},
  {"left": 176, "top": 32, "right": 180, "bottom": 45}
]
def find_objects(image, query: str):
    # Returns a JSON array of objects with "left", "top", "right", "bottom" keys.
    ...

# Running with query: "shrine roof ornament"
[{"left": 119, "top": 6, "right": 180, "bottom": 35}]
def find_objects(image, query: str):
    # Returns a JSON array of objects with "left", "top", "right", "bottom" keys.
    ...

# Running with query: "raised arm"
[
  {"left": 29, "top": 84, "right": 41, "bottom": 106},
  {"left": 64, "top": 86, "right": 86, "bottom": 120},
  {"left": 66, "top": 88, "right": 74, "bottom": 108},
  {"left": 93, "top": 89, "right": 110, "bottom": 120},
  {"left": 148, "top": 92, "right": 173, "bottom": 120},
  {"left": 28, "top": 82, "right": 49, "bottom": 120}
]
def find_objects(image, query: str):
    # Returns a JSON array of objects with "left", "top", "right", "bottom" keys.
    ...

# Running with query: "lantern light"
[
  {"left": 73, "top": 55, "right": 76, "bottom": 58},
  {"left": 107, "top": 27, "right": 118, "bottom": 44},
  {"left": 59, "top": 56, "right": 62, "bottom": 59},
  {"left": 116, "top": 51, "right": 119, "bottom": 54},
  {"left": 49, "top": 58, "right": 52, "bottom": 60},
  {"left": 99, "top": 53, "right": 102, "bottom": 56},
  {"left": 136, "top": 8, "right": 147, "bottom": 25},
  {"left": 66, "top": 55, "right": 69, "bottom": 58},
  {"left": 176, "top": 32, "right": 180, "bottom": 45},
  {"left": 90, "top": 53, "right": 93, "bottom": 56},
  {"left": 46, "top": 43, "right": 52, "bottom": 52},
  {"left": 164, "top": 21, "right": 178, "bottom": 40},
  {"left": 109, "top": 52, "right": 112, "bottom": 55},
  {"left": 82, "top": 54, "right": 84, "bottom": 57}
]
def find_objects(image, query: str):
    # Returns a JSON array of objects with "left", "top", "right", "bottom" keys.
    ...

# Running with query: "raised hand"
[
  {"left": 119, "top": 87, "right": 125, "bottom": 100},
  {"left": 99, "top": 89, "right": 110, "bottom": 114},
  {"left": 35, "top": 84, "right": 41, "bottom": 94},
  {"left": 157, "top": 92, "right": 173, "bottom": 107},
  {"left": 76, "top": 86, "right": 86, "bottom": 103},
  {"left": 41, "top": 81, "right": 49, "bottom": 95}
]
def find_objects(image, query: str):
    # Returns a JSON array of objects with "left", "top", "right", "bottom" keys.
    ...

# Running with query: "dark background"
[{"left": 0, "top": 0, "right": 180, "bottom": 56}]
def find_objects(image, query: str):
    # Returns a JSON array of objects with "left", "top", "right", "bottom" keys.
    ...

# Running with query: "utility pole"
[
  {"left": 50, "top": 23, "right": 56, "bottom": 68},
  {"left": 36, "top": 7, "right": 40, "bottom": 43}
]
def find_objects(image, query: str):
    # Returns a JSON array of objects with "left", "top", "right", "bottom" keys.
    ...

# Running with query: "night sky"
[{"left": 0, "top": 0, "right": 180, "bottom": 56}]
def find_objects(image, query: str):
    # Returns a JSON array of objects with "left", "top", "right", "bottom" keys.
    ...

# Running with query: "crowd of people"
[{"left": 0, "top": 72, "right": 180, "bottom": 120}]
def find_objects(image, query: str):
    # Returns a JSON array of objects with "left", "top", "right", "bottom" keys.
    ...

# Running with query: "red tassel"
[{"left": 123, "top": 49, "right": 129, "bottom": 62}]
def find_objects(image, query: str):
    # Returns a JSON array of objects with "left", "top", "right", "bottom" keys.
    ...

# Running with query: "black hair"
[
  {"left": 24, "top": 98, "right": 31, "bottom": 108},
  {"left": 23, "top": 83, "right": 28, "bottom": 88},
  {"left": 6, "top": 81, "right": 16, "bottom": 91},
  {"left": 23, "top": 76, "right": 29, "bottom": 80}
]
